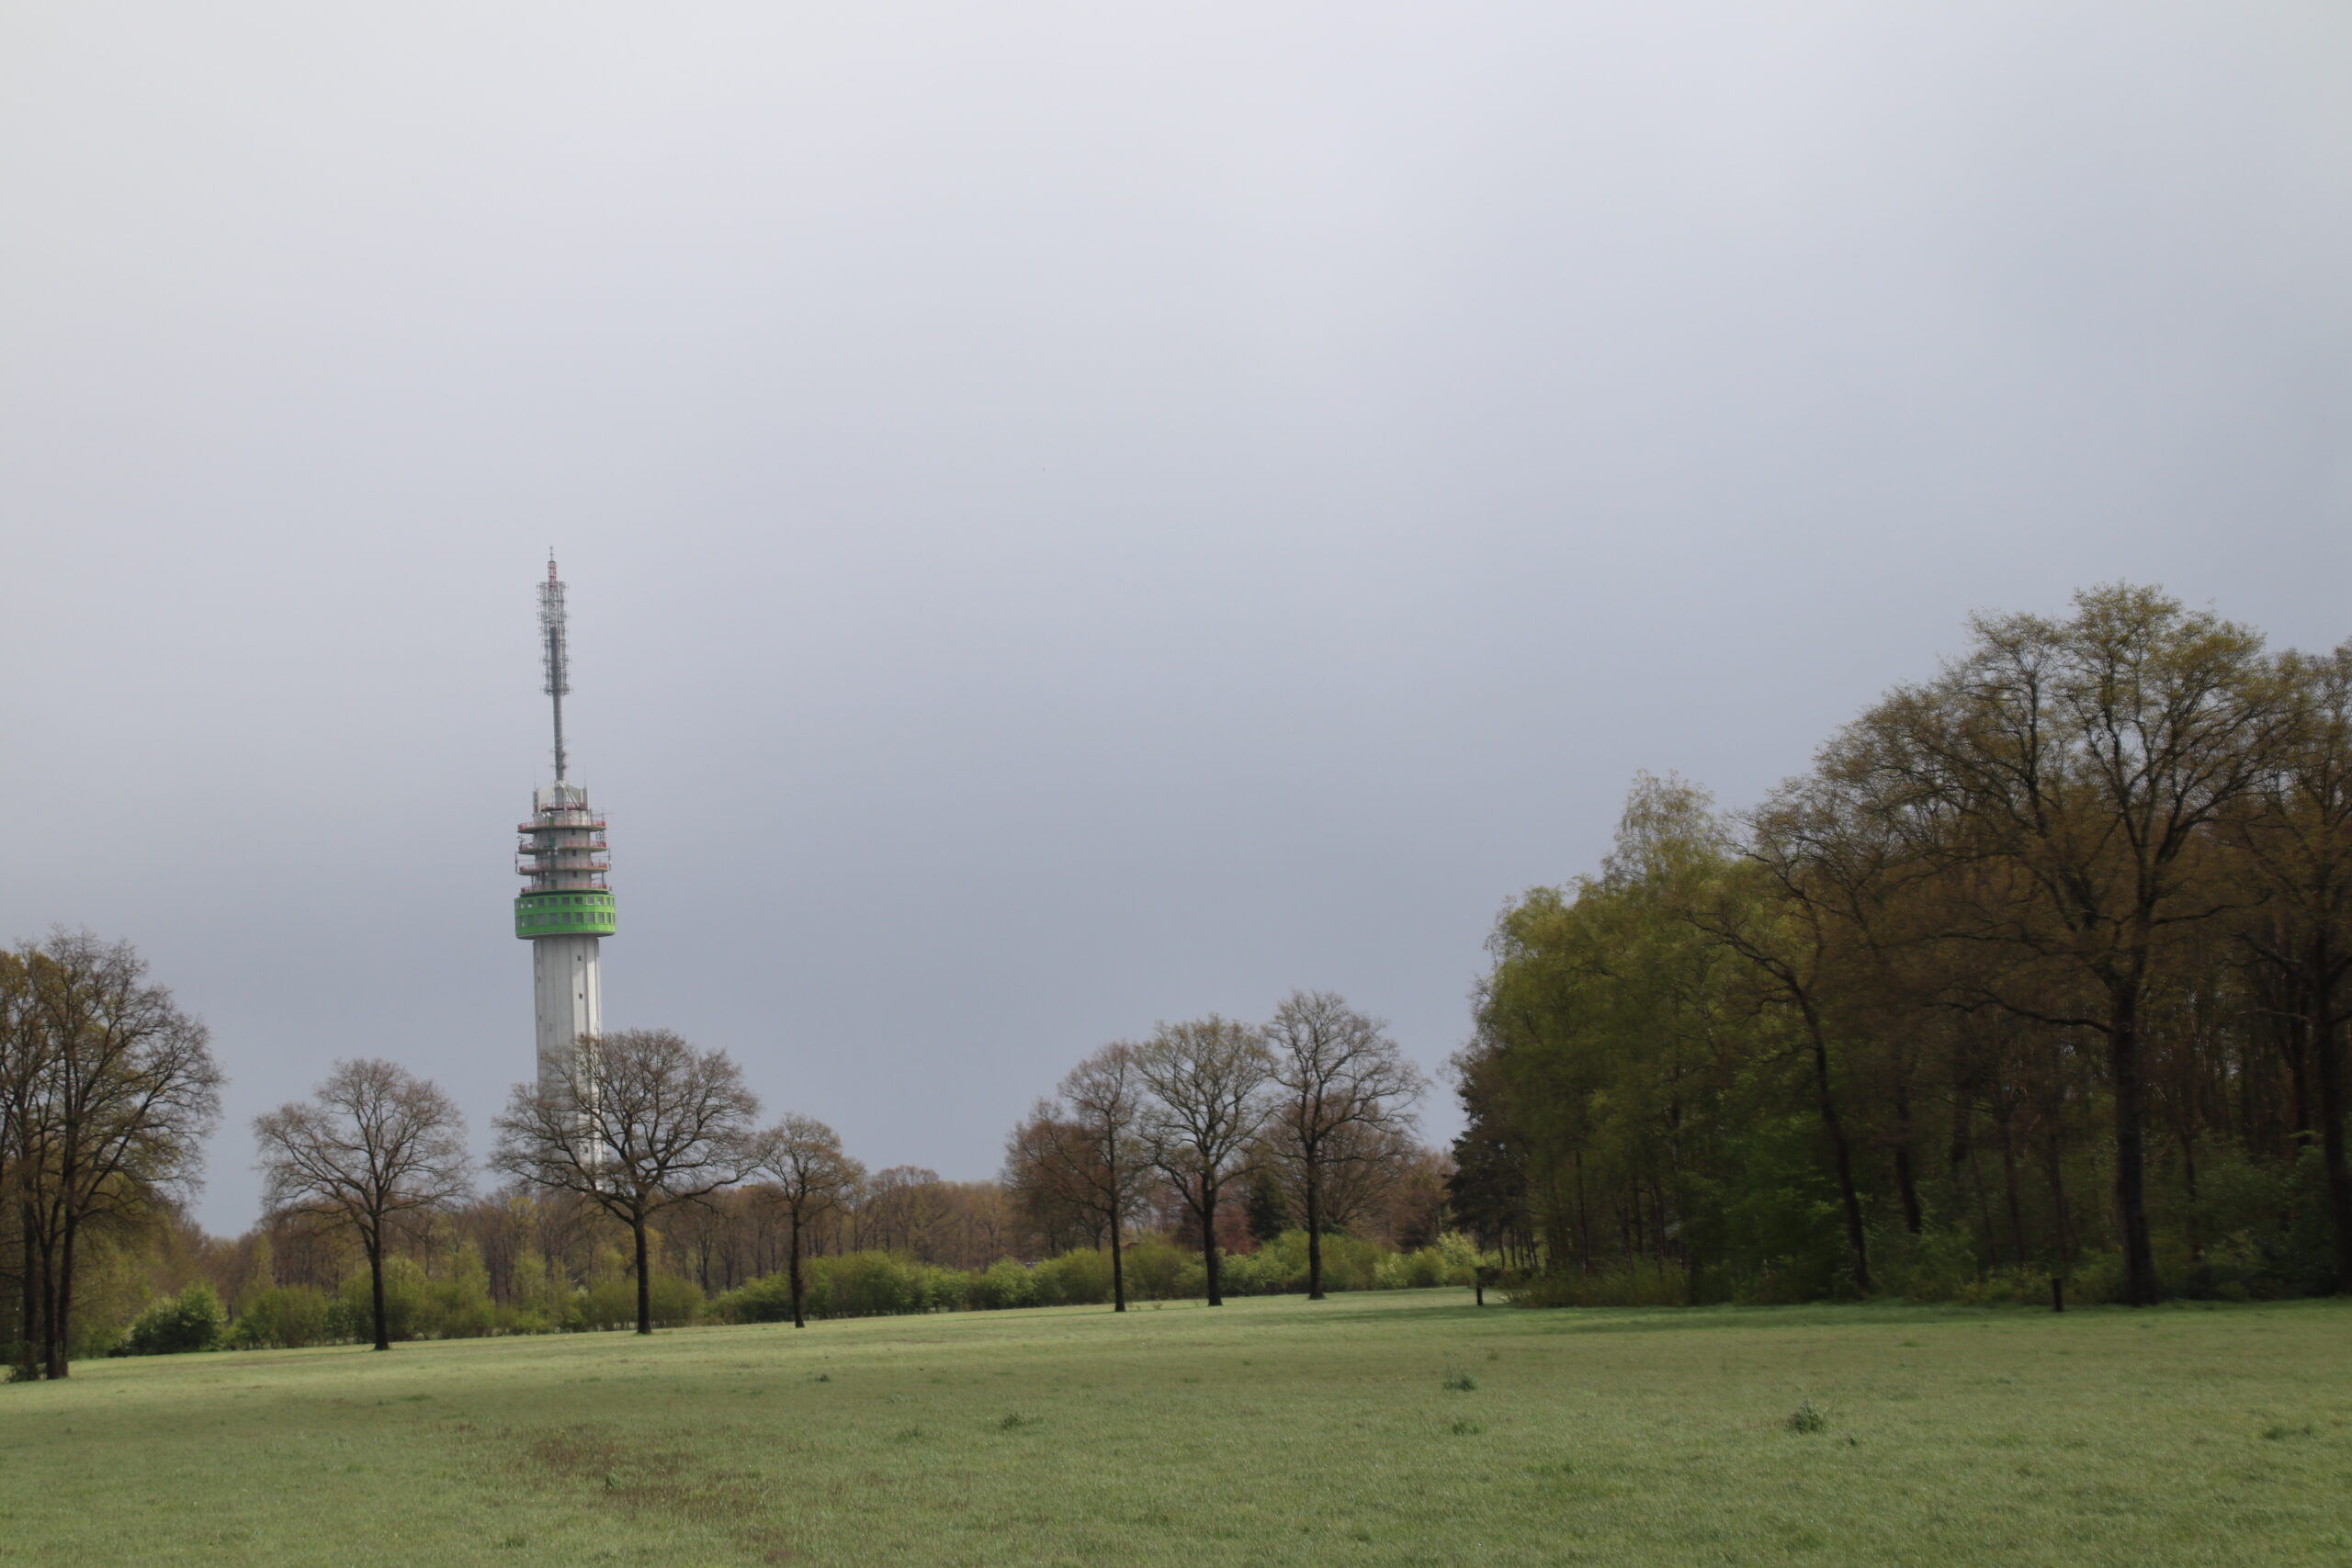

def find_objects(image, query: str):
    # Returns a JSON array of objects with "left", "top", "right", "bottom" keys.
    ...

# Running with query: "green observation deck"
[
  {"left": 514, "top": 890, "right": 616, "bottom": 939},
  {"left": 514, "top": 783, "right": 614, "bottom": 939}
]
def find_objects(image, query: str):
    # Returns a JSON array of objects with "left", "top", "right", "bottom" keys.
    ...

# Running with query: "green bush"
[
  {"left": 569, "top": 1272, "right": 703, "bottom": 1331},
  {"left": 419, "top": 1246, "right": 497, "bottom": 1339},
  {"left": 1123, "top": 1237, "right": 1199, "bottom": 1301},
  {"left": 1031, "top": 1247, "right": 1113, "bottom": 1305},
  {"left": 230, "top": 1285, "right": 334, "bottom": 1349},
  {"left": 970, "top": 1258, "right": 1040, "bottom": 1311},
  {"left": 1375, "top": 1232, "right": 1485, "bottom": 1290},
  {"left": 813, "top": 1251, "right": 927, "bottom": 1317},
  {"left": 711, "top": 1272, "right": 800, "bottom": 1325},
  {"left": 118, "top": 1281, "right": 225, "bottom": 1356},
  {"left": 1870, "top": 1226, "right": 1981, "bottom": 1302},
  {"left": 1506, "top": 1261, "right": 1690, "bottom": 1308},
  {"left": 331, "top": 1255, "right": 425, "bottom": 1342},
  {"left": 713, "top": 1232, "right": 1521, "bottom": 1329}
]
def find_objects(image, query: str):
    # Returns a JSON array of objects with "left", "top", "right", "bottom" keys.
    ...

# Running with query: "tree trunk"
[
  {"left": 1997, "top": 1117, "right": 2029, "bottom": 1272},
  {"left": 2310, "top": 974, "right": 2352, "bottom": 1295},
  {"left": 2107, "top": 994, "right": 2162, "bottom": 1305},
  {"left": 2044, "top": 1117, "right": 2075, "bottom": 1276},
  {"left": 2287, "top": 1011, "right": 2315, "bottom": 1146},
  {"left": 1893, "top": 1082, "right": 1924, "bottom": 1235},
  {"left": 1799, "top": 1002, "right": 1870, "bottom": 1294},
  {"left": 48, "top": 1214, "right": 75, "bottom": 1378},
  {"left": 1200, "top": 1176, "right": 1222, "bottom": 1307},
  {"left": 790, "top": 1213, "right": 808, "bottom": 1335},
  {"left": 633, "top": 1213, "right": 653, "bottom": 1335},
  {"left": 2181, "top": 1125, "right": 2202, "bottom": 1263},
  {"left": 1108, "top": 1175, "right": 1126, "bottom": 1314},
  {"left": 1305, "top": 1156, "right": 1325, "bottom": 1302},
  {"left": 16, "top": 1201, "right": 39, "bottom": 1380},
  {"left": 368, "top": 1231, "right": 390, "bottom": 1351}
]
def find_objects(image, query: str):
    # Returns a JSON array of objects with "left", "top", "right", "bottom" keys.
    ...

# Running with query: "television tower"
[{"left": 514, "top": 555, "right": 615, "bottom": 1094}]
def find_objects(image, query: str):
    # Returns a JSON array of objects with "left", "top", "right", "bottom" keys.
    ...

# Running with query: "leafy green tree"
[
  {"left": 1845, "top": 585, "right": 2287, "bottom": 1303},
  {"left": 2222, "top": 642, "right": 2352, "bottom": 1292},
  {"left": 1244, "top": 1168, "right": 1288, "bottom": 1245}
]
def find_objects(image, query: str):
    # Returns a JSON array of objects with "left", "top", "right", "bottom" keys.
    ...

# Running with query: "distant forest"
[{"left": 1451, "top": 584, "right": 2352, "bottom": 1308}]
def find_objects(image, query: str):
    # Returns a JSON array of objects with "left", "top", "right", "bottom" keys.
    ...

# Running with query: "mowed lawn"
[{"left": 1, "top": 1292, "right": 2347, "bottom": 1566}]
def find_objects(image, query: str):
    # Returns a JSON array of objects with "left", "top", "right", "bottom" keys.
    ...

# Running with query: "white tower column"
[{"left": 532, "top": 933, "right": 604, "bottom": 1094}]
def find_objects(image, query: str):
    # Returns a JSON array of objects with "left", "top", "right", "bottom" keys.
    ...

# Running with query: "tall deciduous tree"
[
  {"left": 750, "top": 1115, "right": 863, "bottom": 1328},
  {"left": 7, "top": 933, "right": 220, "bottom": 1378},
  {"left": 1856, "top": 584, "right": 2287, "bottom": 1304},
  {"left": 1263, "top": 991, "right": 1424, "bottom": 1300},
  {"left": 492, "top": 1028, "right": 759, "bottom": 1335},
  {"left": 1137, "top": 1017, "right": 1272, "bottom": 1307},
  {"left": 254, "top": 1059, "right": 471, "bottom": 1351},
  {"left": 1047, "top": 1043, "right": 1150, "bottom": 1310},
  {"left": 2224, "top": 642, "right": 2352, "bottom": 1292}
]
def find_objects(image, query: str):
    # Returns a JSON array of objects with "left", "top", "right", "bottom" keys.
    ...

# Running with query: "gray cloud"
[{"left": 3, "top": 2, "right": 2347, "bottom": 1231}]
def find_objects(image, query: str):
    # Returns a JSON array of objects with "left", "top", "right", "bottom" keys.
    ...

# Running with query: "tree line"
[
  {"left": 1452, "top": 585, "right": 2352, "bottom": 1307},
  {"left": 5, "top": 946, "right": 1450, "bottom": 1369},
  {"left": 1001, "top": 991, "right": 1430, "bottom": 1308}
]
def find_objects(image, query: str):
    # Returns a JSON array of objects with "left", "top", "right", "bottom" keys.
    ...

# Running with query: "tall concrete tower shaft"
[{"left": 516, "top": 556, "right": 615, "bottom": 1096}]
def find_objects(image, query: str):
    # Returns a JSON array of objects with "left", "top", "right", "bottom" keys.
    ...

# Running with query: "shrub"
[
  {"left": 230, "top": 1285, "right": 333, "bottom": 1349},
  {"left": 119, "top": 1282, "right": 225, "bottom": 1356},
  {"left": 712, "top": 1272, "right": 800, "bottom": 1325},
  {"left": 570, "top": 1272, "right": 703, "bottom": 1331},
  {"left": 1122, "top": 1238, "right": 1197, "bottom": 1301},
  {"left": 420, "top": 1246, "right": 497, "bottom": 1339},
  {"left": 330, "top": 1255, "right": 426, "bottom": 1342},
  {"left": 1030, "top": 1247, "right": 1112, "bottom": 1306},
  {"left": 815, "top": 1251, "right": 932, "bottom": 1317},
  {"left": 970, "top": 1258, "right": 1040, "bottom": 1311},
  {"left": 1870, "top": 1226, "right": 1980, "bottom": 1302},
  {"left": 1506, "top": 1262, "right": 1688, "bottom": 1308},
  {"left": 1375, "top": 1232, "right": 1486, "bottom": 1291}
]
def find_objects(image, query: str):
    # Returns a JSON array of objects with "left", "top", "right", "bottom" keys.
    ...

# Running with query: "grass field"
[{"left": 2, "top": 1291, "right": 2347, "bottom": 1566}]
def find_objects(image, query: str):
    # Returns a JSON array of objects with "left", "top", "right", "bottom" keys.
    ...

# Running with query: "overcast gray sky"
[{"left": 5, "top": 2, "right": 2348, "bottom": 1235}]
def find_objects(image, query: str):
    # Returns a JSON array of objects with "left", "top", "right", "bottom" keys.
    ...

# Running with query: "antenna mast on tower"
[{"left": 540, "top": 553, "right": 571, "bottom": 783}]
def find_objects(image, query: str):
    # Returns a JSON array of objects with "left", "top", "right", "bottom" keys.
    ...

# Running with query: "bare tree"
[
  {"left": 1264, "top": 991, "right": 1425, "bottom": 1300},
  {"left": 860, "top": 1166, "right": 948, "bottom": 1258},
  {"left": 1002, "top": 1104, "right": 1102, "bottom": 1255},
  {"left": 1137, "top": 1016, "right": 1272, "bottom": 1307},
  {"left": 1059, "top": 1043, "right": 1151, "bottom": 1311},
  {"left": 1002, "top": 1043, "right": 1151, "bottom": 1308},
  {"left": 254, "top": 1059, "right": 471, "bottom": 1351},
  {"left": 8, "top": 932, "right": 221, "bottom": 1378},
  {"left": 749, "top": 1114, "right": 863, "bottom": 1327},
  {"left": 491, "top": 1028, "right": 760, "bottom": 1335},
  {"left": 1302, "top": 1121, "right": 1424, "bottom": 1235}
]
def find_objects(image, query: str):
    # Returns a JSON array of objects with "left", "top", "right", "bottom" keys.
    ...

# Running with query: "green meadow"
[{"left": 2, "top": 1291, "right": 2346, "bottom": 1566}]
